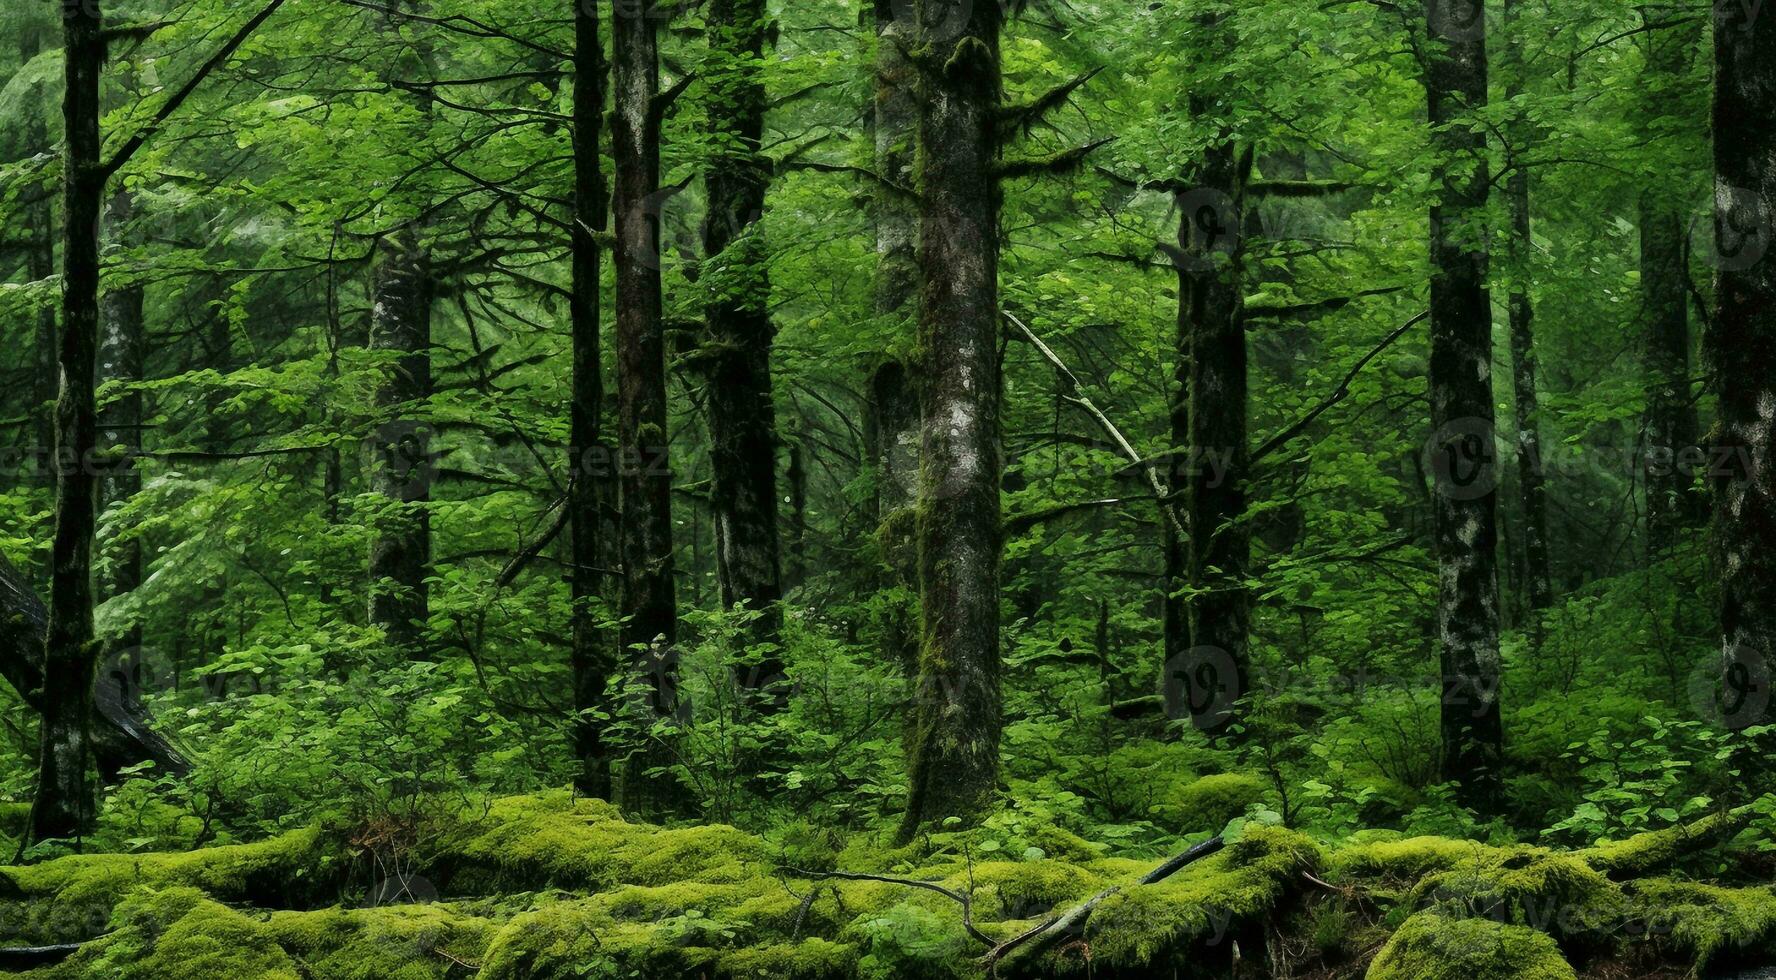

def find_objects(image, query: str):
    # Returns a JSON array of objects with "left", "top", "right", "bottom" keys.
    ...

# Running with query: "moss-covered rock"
[
  {"left": 1165, "top": 773, "right": 1267, "bottom": 833},
  {"left": 1365, "top": 911, "right": 1577, "bottom": 980}
]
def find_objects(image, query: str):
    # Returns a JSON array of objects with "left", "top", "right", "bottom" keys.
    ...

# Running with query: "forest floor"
[{"left": 0, "top": 792, "right": 1770, "bottom": 979}]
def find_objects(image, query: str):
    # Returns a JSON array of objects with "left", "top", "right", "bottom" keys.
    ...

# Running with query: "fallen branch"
[
  {"left": 1003, "top": 311, "right": 1185, "bottom": 539},
  {"left": 985, "top": 836, "right": 1225, "bottom": 969},
  {"left": 783, "top": 868, "right": 996, "bottom": 946}
]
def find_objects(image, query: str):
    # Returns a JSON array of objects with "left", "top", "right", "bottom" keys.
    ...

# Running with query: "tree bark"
[
  {"left": 366, "top": 226, "right": 433, "bottom": 657},
  {"left": 20, "top": 27, "right": 57, "bottom": 489},
  {"left": 1641, "top": 15, "right": 1707, "bottom": 557},
  {"left": 1708, "top": 1, "right": 1776, "bottom": 759},
  {"left": 31, "top": 0, "right": 106, "bottom": 843},
  {"left": 1173, "top": 139, "right": 1252, "bottom": 735},
  {"left": 569, "top": 0, "right": 614, "bottom": 800},
  {"left": 701, "top": 0, "right": 785, "bottom": 702},
  {"left": 1423, "top": 0, "right": 1504, "bottom": 804},
  {"left": 897, "top": 0, "right": 1004, "bottom": 842},
  {"left": 99, "top": 189, "right": 145, "bottom": 668},
  {"left": 612, "top": 0, "right": 685, "bottom": 816},
  {"left": 1501, "top": 0, "right": 1553, "bottom": 613},
  {"left": 366, "top": 7, "right": 435, "bottom": 658}
]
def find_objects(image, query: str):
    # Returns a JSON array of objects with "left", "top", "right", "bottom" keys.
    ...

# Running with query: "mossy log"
[{"left": 0, "top": 794, "right": 1768, "bottom": 979}]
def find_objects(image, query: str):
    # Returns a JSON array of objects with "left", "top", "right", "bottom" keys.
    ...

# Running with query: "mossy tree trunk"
[
  {"left": 1708, "top": 0, "right": 1776, "bottom": 777},
  {"left": 870, "top": 0, "right": 921, "bottom": 686},
  {"left": 1423, "top": 0, "right": 1504, "bottom": 805},
  {"left": 613, "top": 0, "right": 686, "bottom": 816},
  {"left": 31, "top": 0, "right": 106, "bottom": 844},
  {"left": 701, "top": 0, "right": 786, "bottom": 704},
  {"left": 569, "top": 0, "right": 614, "bottom": 800},
  {"left": 897, "top": 0, "right": 1005, "bottom": 842},
  {"left": 1501, "top": 0, "right": 1553, "bottom": 615},
  {"left": 1641, "top": 11, "right": 1707, "bottom": 557}
]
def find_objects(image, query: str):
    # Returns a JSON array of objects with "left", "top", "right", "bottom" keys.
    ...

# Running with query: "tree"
[
  {"left": 29, "top": 0, "right": 106, "bottom": 841},
  {"left": 1708, "top": 0, "right": 1776, "bottom": 772},
  {"left": 1640, "top": 9, "right": 1707, "bottom": 556},
  {"left": 366, "top": 6, "right": 436, "bottom": 658},
  {"left": 1500, "top": 0, "right": 1553, "bottom": 613},
  {"left": 1423, "top": 0, "right": 1504, "bottom": 803},
  {"left": 867, "top": 0, "right": 921, "bottom": 681},
  {"left": 701, "top": 0, "right": 785, "bottom": 701},
  {"left": 613, "top": 0, "right": 685, "bottom": 816},
  {"left": 898, "top": 0, "right": 1005, "bottom": 842},
  {"left": 569, "top": 0, "right": 614, "bottom": 799},
  {"left": 99, "top": 188, "right": 145, "bottom": 667}
]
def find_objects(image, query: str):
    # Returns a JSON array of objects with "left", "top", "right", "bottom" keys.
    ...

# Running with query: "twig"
[
  {"left": 782, "top": 868, "right": 996, "bottom": 946},
  {"left": 1249, "top": 310, "right": 1427, "bottom": 466},
  {"left": 1003, "top": 311, "right": 1185, "bottom": 539},
  {"left": 984, "top": 836, "right": 1226, "bottom": 969}
]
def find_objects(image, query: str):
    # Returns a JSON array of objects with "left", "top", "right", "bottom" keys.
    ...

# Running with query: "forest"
[{"left": 0, "top": 0, "right": 1773, "bottom": 976}]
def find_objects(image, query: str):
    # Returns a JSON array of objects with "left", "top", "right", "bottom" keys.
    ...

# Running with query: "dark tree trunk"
[
  {"left": 702, "top": 0, "right": 785, "bottom": 701},
  {"left": 1501, "top": 0, "right": 1553, "bottom": 613},
  {"left": 612, "top": 0, "right": 685, "bottom": 816},
  {"left": 1424, "top": 0, "right": 1504, "bottom": 804},
  {"left": 1708, "top": 2, "right": 1776, "bottom": 757},
  {"left": 1641, "top": 13, "right": 1707, "bottom": 556},
  {"left": 569, "top": 0, "right": 614, "bottom": 800},
  {"left": 1173, "top": 140, "right": 1252, "bottom": 734},
  {"left": 366, "top": 6, "right": 435, "bottom": 658},
  {"left": 99, "top": 189, "right": 145, "bottom": 665},
  {"left": 31, "top": 0, "right": 106, "bottom": 844},
  {"left": 366, "top": 226, "right": 433, "bottom": 657},
  {"left": 1642, "top": 200, "right": 1705, "bottom": 554},
  {"left": 897, "top": 0, "right": 1004, "bottom": 842},
  {"left": 21, "top": 28, "right": 56, "bottom": 488}
]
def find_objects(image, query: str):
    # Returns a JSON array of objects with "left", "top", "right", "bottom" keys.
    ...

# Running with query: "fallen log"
[
  {"left": 0, "top": 552, "right": 188, "bottom": 778},
  {"left": 985, "top": 835, "right": 1226, "bottom": 970}
]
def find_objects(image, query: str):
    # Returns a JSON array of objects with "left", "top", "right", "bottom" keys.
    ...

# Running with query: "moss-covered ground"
[{"left": 0, "top": 793, "right": 1769, "bottom": 979}]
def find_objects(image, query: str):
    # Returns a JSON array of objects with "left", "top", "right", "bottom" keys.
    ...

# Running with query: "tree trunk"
[
  {"left": 1174, "top": 141, "right": 1252, "bottom": 735},
  {"left": 98, "top": 189, "right": 145, "bottom": 668},
  {"left": 897, "top": 0, "right": 1004, "bottom": 842},
  {"left": 869, "top": 361, "right": 919, "bottom": 679},
  {"left": 612, "top": 0, "right": 685, "bottom": 816},
  {"left": 1501, "top": 0, "right": 1553, "bottom": 613},
  {"left": 1641, "top": 15, "right": 1707, "bottom": 556},
  {"left": 702, "top": 0, "right": 785, "bottom": 702},
  {"left": 366, "top": 7, "right": 435, "bottom": 658},
  {"left": 31, "top": 0, "right": 106, "bottom": 844},
  {"left": 1708, "top": 2, "right": 1776, "bottom": 759},
  {"left": 21, "top": 27, "right": 56, "bottom": 489},
  {"left": 1424, "top": 0, "right": 1504, "bottom": 804},
  {"left": 366, "top": 226, "right": 433, "bottom": 657},
  {"left": 569, "top": 0, "right": 614, "bottom": 800}
]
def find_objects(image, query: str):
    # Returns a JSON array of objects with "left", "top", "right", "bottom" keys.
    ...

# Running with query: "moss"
[
  {"left": 1366, "top": 911, "right": 1577, "bottom": 980},
  {"left": 1067, "top": 827, "right": 1320, "bottom": 973},
  {"left": 1578, "top": 808, "right": 1751, "bottom": 878},
  {"left": 264, "top": 902, "right": 498, "bottom": 979},
  {"left": 59, "top": 887, "right": 302, "bottom": 980},
  {"left": 0, "top": 826, "right": 335, "bottom": 945},
  {"left": 420, "top": 792, "right": 767, "bottom": 894},
  {"left": 1165, "top": 773, "right": 1267, "bottom": 833},
  {"left": 1629, "top": 879, "right": 1776, "bottom": 972},
  {"left": 1332, "top": 835, "right": 1487, "bottom": 884},
  {"left": 1402, "top": 846, "right": 1624, "bottom": 942}
]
